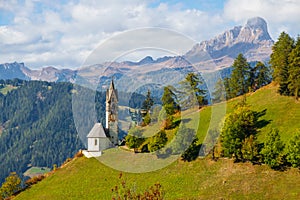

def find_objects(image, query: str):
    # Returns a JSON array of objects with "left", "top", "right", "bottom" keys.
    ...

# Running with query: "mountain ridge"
[{"left": 0, "top": 17, "right": 273, "bottom": 83}]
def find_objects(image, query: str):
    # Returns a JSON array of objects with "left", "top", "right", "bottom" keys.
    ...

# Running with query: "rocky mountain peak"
[
  {"left": 243, "top": 17, "right": 272, "bottom": 42},
  {"left": 184, "top": 17, "right": 274, "bottom": 70},
  {"left": 246, "top": 17, "right": 268, "bottom": 32},
  {"left": 138, "top": 56, "right": 154, "bottom": 65}
]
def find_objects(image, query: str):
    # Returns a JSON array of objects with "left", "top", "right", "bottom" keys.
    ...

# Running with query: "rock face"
[
  {"left": 0, "top": 62, "right": 30, "bottom": 80},
  {"left": 184, "top": 17, "right": 274, "bottom": 70}
]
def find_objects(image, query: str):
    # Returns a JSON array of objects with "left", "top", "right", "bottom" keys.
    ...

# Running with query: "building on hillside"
[{"left": 83, "top": 79, "right": 119, "bottom": 158}]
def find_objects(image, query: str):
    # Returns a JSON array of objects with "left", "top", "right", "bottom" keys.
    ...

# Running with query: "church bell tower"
[{"left": 106, "top": 79, "right": 118, "bottom": 145}]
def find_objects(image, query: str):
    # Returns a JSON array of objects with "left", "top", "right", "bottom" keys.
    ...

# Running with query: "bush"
[
  {"left": 74, "top": 150, "right": 84, "bottom": 158},
  {"left": 286, "top": 131, "right": 300, "bottom": 168},
  {"left": 111, "top": 173, "right": 164, "bottom": 200},
  {"left": 181, "top": 138, "right": 201, "bottom": 162},
  {"left": 148, "top": 130, "right": 168, "bottom": 152},
  {"left": 25, "top": 175, "right": 45, "bottom": 187},
  {"left": 261, "top": 129, "right": 286, "bottom": 169}
]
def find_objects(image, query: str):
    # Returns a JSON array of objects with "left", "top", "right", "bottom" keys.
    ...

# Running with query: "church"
[{"left": 84, "top": 79, "right": 119, "bottom": 157}]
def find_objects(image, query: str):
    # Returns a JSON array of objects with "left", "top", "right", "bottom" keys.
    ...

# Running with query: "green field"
[
  {"left": 15, "top": 157, "right": 300, "bottom": 199},
  {"left": 15, "top": 84, "right": 300, "bottom": 199},
  {"left": 0, "top": 85, "right": 17, "bottom": 95},
  {"left": 23, "top": 167, "right": 51, "bottom": 178}
]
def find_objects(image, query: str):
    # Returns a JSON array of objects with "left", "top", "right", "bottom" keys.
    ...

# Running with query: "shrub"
[
  {"left": 286, "top": 131, "right": 300, "bottom": 168},
  {"left": 261, "top": 129, "right": 286, "bottom": 169},
  {"left": 111, "top": 173, "right": 164, "bottom": 200}
]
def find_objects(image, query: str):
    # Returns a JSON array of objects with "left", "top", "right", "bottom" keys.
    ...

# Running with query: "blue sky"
[{"left": 0, "top": 0, "right": 300, "bottom": 68}]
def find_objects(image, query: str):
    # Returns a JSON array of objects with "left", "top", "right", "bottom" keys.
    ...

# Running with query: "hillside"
[
  {"left": 0, "top": 80, "right": 87, "bottom": 185},
  {"left": 15, "top": 84, "right": 300, "bottom": 199},
  {"left": 15, "top": 156, "right": 300, "bottom": 200}
]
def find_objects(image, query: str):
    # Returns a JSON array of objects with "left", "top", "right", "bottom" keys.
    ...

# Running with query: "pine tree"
[
  {"left": 229, "top": 54, "right": 251, "bottom": 97},
  {"left": 223, "top": 77, "right": 233, "bottom": 100},
  {"left": 142, "top": 89, "right": 154, "bottom": 111},
  {"left": 252, "top": 61, "right": 271, "bottom": 90},
  {"left": 288, "top": 36, "right": 300, "bottom": 99},
  {"left": 261, "top": 129, "right": 285, "bottom": 169},
  {"left": 286, "top": 131, "right": 300, "bottom": 168},
  {"left": 148, "top": 130, "right": 168, "bottom": 152},
  {"left": 212, "top": 78, "right": 226, "bottom": 103},
  {"left": 161, "top": 86, "right": 178, "bottom": 115},
  {"left": 221, "top": 103, "right": 258, "bottom": 160},
  {"left": 270, "top": 32, "right": 294, "bottom": 95},
  {"left": 179, "top": 72, "right": 207, "bottom": 109}
]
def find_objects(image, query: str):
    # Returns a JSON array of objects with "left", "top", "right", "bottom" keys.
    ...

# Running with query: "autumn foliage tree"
[{"left": 0, "top": 172, "right": 22, "bottom": 199}]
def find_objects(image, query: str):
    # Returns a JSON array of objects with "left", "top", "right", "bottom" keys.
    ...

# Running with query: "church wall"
[{"left": 88, "top": 137, "right": 112, "bottom": 152}]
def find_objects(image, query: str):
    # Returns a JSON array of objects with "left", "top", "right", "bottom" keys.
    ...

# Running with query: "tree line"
[
  {"left": 213, "top": 54, "right": 271, "bottom": 102},
  {"left": 213, "top": 31, "right": 300, "bottom": 102},
  {"left": 270, "top": 32, "right": 300, "bottom": 99}
]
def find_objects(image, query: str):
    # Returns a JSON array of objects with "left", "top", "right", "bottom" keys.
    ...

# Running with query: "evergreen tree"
[
  {"left": 179, "top": 72, "right": 206, "bottom": 109},
  {"left": 288, "top": 36, "right": 300, "bottom": 99},
  {"left": 223, "top": 77, "right": 233, "bottom": 100},
  {"left": 142, "top": 89, "right": 154, "bottom": 111},
  {"left": 125, "top": 127, "right": 145, "bottom": 149},
  {"left": 270, "top": 32, "right": 294, "bottom": 95},
  {"left": 161, "top": 86, "right": 178, "bottom": 115},
  {"left": 148, "top": 130, "right": 168, "bottom": 152},
  {"left": 241, "top": 135, "right": 259, "bottom": 161},
  {"left": 212, "top": 78, "right": 226, "bottom": 103},
  {"left": 261, "top": 129, "right": 285, "bottom": 169},
  {"left": 142, "top": 90, "right": 154, "bottom": 125},
  {"left": 229, "top": 54, "right": 251, "bottom": 98},
  {"left": 286, "top": 131, "right": 300, "bottom": 168},
  {"left": 252, "top": 61, "right": 271, "bottom": 90},
  {"left": 221, "top": 102, "right": 258, "bottom": 160}
]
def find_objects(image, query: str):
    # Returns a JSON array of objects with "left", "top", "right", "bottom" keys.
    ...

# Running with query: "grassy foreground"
[
  {"left": 15, "top": 156, "right": 300, "bottom": 199},
  {"left": 15, "top": 84, "right": 300, "bottom": 199}
]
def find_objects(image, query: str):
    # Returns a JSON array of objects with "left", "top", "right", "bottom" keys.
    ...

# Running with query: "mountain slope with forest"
[{"left": 14, "top": 83, "right": 300, "bottom": 199}]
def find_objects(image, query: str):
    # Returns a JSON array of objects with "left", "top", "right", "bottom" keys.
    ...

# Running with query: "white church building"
[{"left": 83, "top": 79, "right": 119, "bottom": 158}]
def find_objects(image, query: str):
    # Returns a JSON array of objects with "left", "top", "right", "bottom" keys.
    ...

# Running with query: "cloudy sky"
[{"left": 0, "top": 0, "right": 300, "bottom": 68}]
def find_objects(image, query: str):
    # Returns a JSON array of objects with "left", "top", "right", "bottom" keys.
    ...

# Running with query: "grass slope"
[
  {"left": 0, "top": 85, "right": 17, "bottom": 95},
  {"left": 15, "top": 157, "right": 300, "bottom": 199},
  {"left": 15, "top": 84, "right": 300, "bottom": 199},
  {"left": 195, "top": 83, "right": 300, "bottom": 143}
]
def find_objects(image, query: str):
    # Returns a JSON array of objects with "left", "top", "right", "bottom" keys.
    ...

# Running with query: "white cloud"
[
  {"left": 224, "top": 0, "right": 300, "bottom": 39},
  {"left": 0, "top": 0, "right": 299, "bottom": 68}
]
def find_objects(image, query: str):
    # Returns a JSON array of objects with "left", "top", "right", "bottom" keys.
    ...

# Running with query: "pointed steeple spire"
[
  {"left": 109, "top": 78, "right": 115, "bottom": 90},
  {"left": 107, "top": 78, "right": 118, "bottom": 102}
]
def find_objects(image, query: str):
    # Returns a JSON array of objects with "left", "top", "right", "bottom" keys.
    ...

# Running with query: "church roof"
[{"left": 87, "top": 123, "right": 107, "bottom": 138}]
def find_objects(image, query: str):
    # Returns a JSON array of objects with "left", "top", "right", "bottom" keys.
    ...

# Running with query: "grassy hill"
[
  {"left": 15, "top": 84, "right": 300, "bottom": 199},
  {"left": 15, "top": 157, "right": 300, "bottom": 199}
]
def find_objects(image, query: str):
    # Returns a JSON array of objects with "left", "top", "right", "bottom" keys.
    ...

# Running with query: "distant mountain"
[
  {"left": 22, "top": 66, "right": 77, "bottom": 82},
  {"left": 184, "top": 17, "right": 274, "bottom": 71},
  {"left": 0, "top": 62, "right": 30, "bottom": 80},
  {"left": 0, "top": 62, "right": 77, "bottom": 82},
  {"left": 0, "top": 17, "right": 274, "bottom": 89}
]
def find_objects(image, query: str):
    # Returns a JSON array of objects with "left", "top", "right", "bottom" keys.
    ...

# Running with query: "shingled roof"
[{"left": 87, "top": 123, "right": 107, "bottom": 138}]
